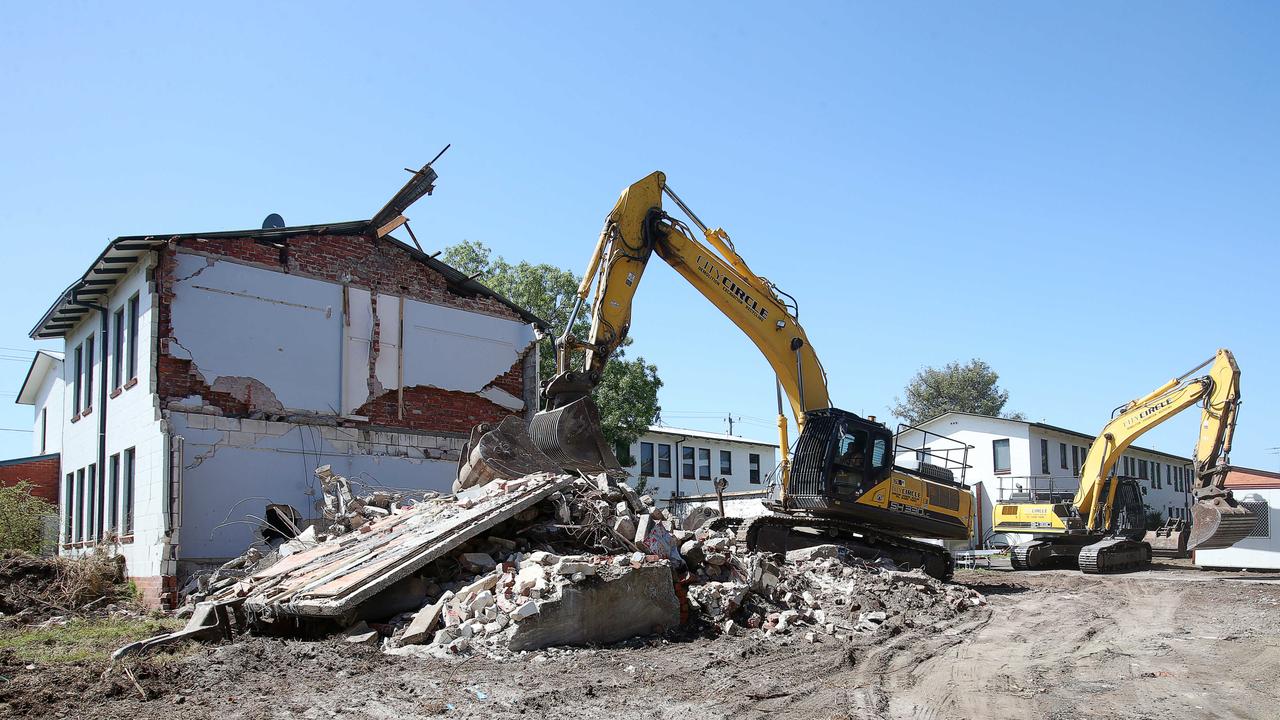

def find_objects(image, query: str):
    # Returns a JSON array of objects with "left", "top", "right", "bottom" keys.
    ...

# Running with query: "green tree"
[
  {"left": 892, "top": 359, "right": 1024, "bottom": 425},
  {"left": 0, "top": 481, "right": 57, "bottom": 552},
  {"left": 442, "top": 241, "right": 662, "bottom": 447}
]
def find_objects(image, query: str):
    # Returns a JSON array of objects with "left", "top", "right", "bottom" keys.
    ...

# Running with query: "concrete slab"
[
  {"left": 235, "top": 473, "right": 576, "bottom": 617},
  {"left": 507, "top": 565, "right": 680, "bottom": 651}
]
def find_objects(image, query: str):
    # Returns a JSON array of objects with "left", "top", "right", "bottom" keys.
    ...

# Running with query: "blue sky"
[{"left": 1, "top": 3, "right": 1276, "bottom": 469}]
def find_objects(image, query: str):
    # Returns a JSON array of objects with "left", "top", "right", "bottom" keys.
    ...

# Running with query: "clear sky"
[{"left": 1, "top": 3, "right": 1276, "bottom": 469}]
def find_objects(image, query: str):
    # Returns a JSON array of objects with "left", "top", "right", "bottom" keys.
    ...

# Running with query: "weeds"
[{"left": 0, "top": 616, "right": 184, "bottom": 664}]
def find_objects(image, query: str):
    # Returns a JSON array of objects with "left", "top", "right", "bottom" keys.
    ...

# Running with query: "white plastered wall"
[{"left": 167, "top": 252, "right": 535, "bottom": 418}]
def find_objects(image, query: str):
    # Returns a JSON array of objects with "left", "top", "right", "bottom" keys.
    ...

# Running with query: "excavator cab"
[{"left": 787, "top": 409, "right": 895, "bottom": 508}]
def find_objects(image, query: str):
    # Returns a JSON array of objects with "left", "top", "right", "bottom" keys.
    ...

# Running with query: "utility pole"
[{"left": 726, "top": 414, "right": 737, "bottom": 436}]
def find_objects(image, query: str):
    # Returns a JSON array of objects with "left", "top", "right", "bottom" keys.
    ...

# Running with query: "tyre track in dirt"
[{"left": 837, "top": 571, "right": 1280, "bottom": 720}]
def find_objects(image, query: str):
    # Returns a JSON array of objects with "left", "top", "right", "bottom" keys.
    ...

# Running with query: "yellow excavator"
[
  {"left": 469, "top": 171, "right": 973, "bottom": 578},
  {"left": 993, "top": 349, "right": 1253, "bottom": 573}
]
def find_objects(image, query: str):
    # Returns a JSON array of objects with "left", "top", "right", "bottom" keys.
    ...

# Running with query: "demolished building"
[{"left": 29, "top": 172, "right": 547, "bottom": 607}]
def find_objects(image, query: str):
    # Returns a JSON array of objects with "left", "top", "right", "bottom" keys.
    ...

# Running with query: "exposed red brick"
[
  {"left": 355, "top": 385, "right": 518, "bottom": 435},
  {"left": 0, "top": 454, "right": 60, "bottom": 505},
  {"left": 130, "top": 574, "right": 177, "bottom": 610}
]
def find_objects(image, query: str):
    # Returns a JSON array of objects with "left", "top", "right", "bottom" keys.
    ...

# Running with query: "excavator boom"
[
  {"left": 460, "top": 172, "right": 972, "bottom": 579},
  {"left": 529, "top": 171, "right": 830, "bottom": 481}
]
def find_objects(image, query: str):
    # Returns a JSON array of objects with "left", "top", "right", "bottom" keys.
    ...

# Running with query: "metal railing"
[
  {"left": 894, "top": 422, "right": 972, "bottom": 485},
  {"left": 994, "top": 475, "right": 1080, "bottom": 503}
]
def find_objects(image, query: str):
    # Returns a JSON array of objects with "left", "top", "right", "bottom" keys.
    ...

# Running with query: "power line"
[{"left": 0, "top": 428, "right": 32, "bottom": 433}]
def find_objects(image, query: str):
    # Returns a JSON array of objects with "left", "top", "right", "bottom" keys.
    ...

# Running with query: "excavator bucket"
[
  {"left": 455, "top": 416, "right": 561, "bottom": 491},
  {"left": 528, "top": 396, "right": 625, "bottom": 476},
  {"left": 1143, "top": 518, "right": 1190, "bottom": 559},
  {"left": 1188, "top": 496, "right": 1257, "bottom": 551}
]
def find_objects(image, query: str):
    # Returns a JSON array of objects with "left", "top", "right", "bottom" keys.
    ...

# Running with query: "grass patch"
[{"left": 0, "top": 616, "right": 185, "bottom": 664}]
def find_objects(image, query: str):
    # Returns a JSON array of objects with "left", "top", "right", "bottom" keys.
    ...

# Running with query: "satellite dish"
[{"left": 262, "top": 213, "right": 286, "bottom": 229}]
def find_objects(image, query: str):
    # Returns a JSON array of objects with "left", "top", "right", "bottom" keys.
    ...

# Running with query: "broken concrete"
[
  {"left": 507, "top": 565, "right": 680, "bottom": 651},
  {"left": 210, "top": 472, "right": 576, "bottom": 617}
]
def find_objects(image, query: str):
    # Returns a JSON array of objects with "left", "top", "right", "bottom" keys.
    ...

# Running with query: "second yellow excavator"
[
  {"left": 993, "top": 349, "right": 1254, "bottom": 573},
  {"left": 474, "top": 171, "right": 974, "bottom": 578}
]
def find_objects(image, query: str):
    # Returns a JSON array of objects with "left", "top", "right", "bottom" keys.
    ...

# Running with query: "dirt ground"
[{"left": 4, "top": 560, "right": 1279, "bottom": 720}]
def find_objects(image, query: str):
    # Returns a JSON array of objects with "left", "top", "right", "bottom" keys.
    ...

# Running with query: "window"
[
  {"left": 74, "top": 469, "right": 84, "bottom": 541},
  {"left": 112, "top": 307, "right": 125, "bottom": 389},
  {"left": 993, "top": 439, "right": 1011, "bottom": 474},
  {"left": 85, "top": 464, "right": 96, "bottom": 541},
  {"left": 84, "top": 334, "right": 95, "bottom": 410},
  {"left": 1139, "top": 459, "right": 1149, "bottom": 482},
  {"left": 720, "top": 450, "right": 732, "bottom": 475},
  {"left": 681, "top": 446, "right": 695, "bottom": 480},
  {"left": 123, "top": 448, "right": 136, "bottom": 535},
  {"left": 698, "top": 448, "right": 711, "bottom": 480},
  {"left": 639, "top": 442, "right": 654, "bottom": 476},
  {"left": 1071, "top": 446, "right": 1080, "bottom": 476},
  {"left": 107, "top": 454, "right": 120, "bottom": 535},
  {"left": 40, "top": 408, "right": 47, "bottom": 454},
  {"left": 1155, "top": 462, "right": 1162, "bottom": 490},
  {"left": 872, "top": 437, "right": 888, "bottom": 467},
  {"left": 93, "top": 463, "right": 104, "bottom": 541},
  {"left": 1040, "top": 439, "right": 1049, "bottom": 475},
  {"left": 127, "top": 294, "right": 140, "bottom": 380},
  {"left": 749, "top": 453, "right": 761, "bottom": 484},
  {"left": 63, "top": 473, "right": 73, "bottom": 542},
  {"left": 657, "top": 444, "right": 671, "bottom": 478},
  {"left": 72, "top": 345, "right": 83, "bottom": 415},
  {"left": 1059, "top": 443, "right": 1068, "bottom": 470}
]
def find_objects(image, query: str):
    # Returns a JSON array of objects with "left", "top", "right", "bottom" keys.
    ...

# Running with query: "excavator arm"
[
  {"left": 534, "top": 171, "right": 830, "bottom": 482},
  {"left": 1074, "top": 349, "right": 1249, "bottom": 550}
]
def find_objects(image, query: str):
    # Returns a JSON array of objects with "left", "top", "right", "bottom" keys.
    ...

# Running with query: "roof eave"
[{"left": 32, "top": 220, "right": 549, "bottom": 340}]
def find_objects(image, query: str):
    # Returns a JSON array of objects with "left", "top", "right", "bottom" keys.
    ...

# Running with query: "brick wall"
[
  {"left": 0, "top": 453, "right": 60, "bottom": 505},
  {"left": 154, "top": 232, "right": 530, "bottom": 436},
  {"left": 132, "top": 574, "right": 177, "bottom": 610}
]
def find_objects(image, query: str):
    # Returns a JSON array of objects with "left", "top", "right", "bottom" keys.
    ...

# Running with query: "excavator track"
[
  {"left": 737, "top": 513, "right": 954, "bottom": 581},
  {"left": 1010, "top": 542, "right": 1044, "bottom": 570},
  {"left": 1078, "top": 537, "right": 1151, "bottom": 574}
]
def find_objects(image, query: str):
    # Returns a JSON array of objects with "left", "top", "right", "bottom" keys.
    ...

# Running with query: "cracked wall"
[{"left": 158, "top": 238, "right": 536, "bottom": 434}]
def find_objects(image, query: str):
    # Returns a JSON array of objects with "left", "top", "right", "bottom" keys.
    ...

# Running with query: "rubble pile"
[
  {"left": 316, "top": 465, "right": 416, "bottom": 537},
  {"left": 386, "top": 549, "right": 679, "bottom": 655},
  {"left": 152, "top": 466, "right": 985, "bottom": 660},
  {"left": 689, "top": 544, "right": 986, "bottom": 642}
]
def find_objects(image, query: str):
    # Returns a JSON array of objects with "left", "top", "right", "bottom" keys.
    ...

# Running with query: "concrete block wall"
[
  {"left": 169, "top": 411, "right": 467, "bottom": 574},
  {"left": 59, "top": 262, "right": 171, "bottom": 593}
]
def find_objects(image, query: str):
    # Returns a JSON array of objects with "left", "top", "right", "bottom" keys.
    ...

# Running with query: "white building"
[
  {"left": 619, "top": 425, "right": 778, "bottom": 518},
  {"left": 28, "top": 216, "right": 543, "bottom": 607},
  {"left": 897, "top": 412, "right": 1194, "bottom": 547},
  {"left": 1195, "top": 467, "right": 1278, "bottom": 570},
  {"left": 15, "top": 350, "right": 64, "bottom": 456}
]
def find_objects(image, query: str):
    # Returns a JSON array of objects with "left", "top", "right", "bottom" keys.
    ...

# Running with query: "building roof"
[
  {"left": 0, "top": 452, "right": 59, "bottom": 468},
  {"left": 15, "top": 350, "right": 63, "bottom": 405},
  {"left": 645, "top": 425, "right": 778, "bottom": 448},
  {"left": 29, "top": 220, "right": 548, "bottom": 340},
  {"left": 914, "top": 410, "right": 1192, "bottom": 462}
]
